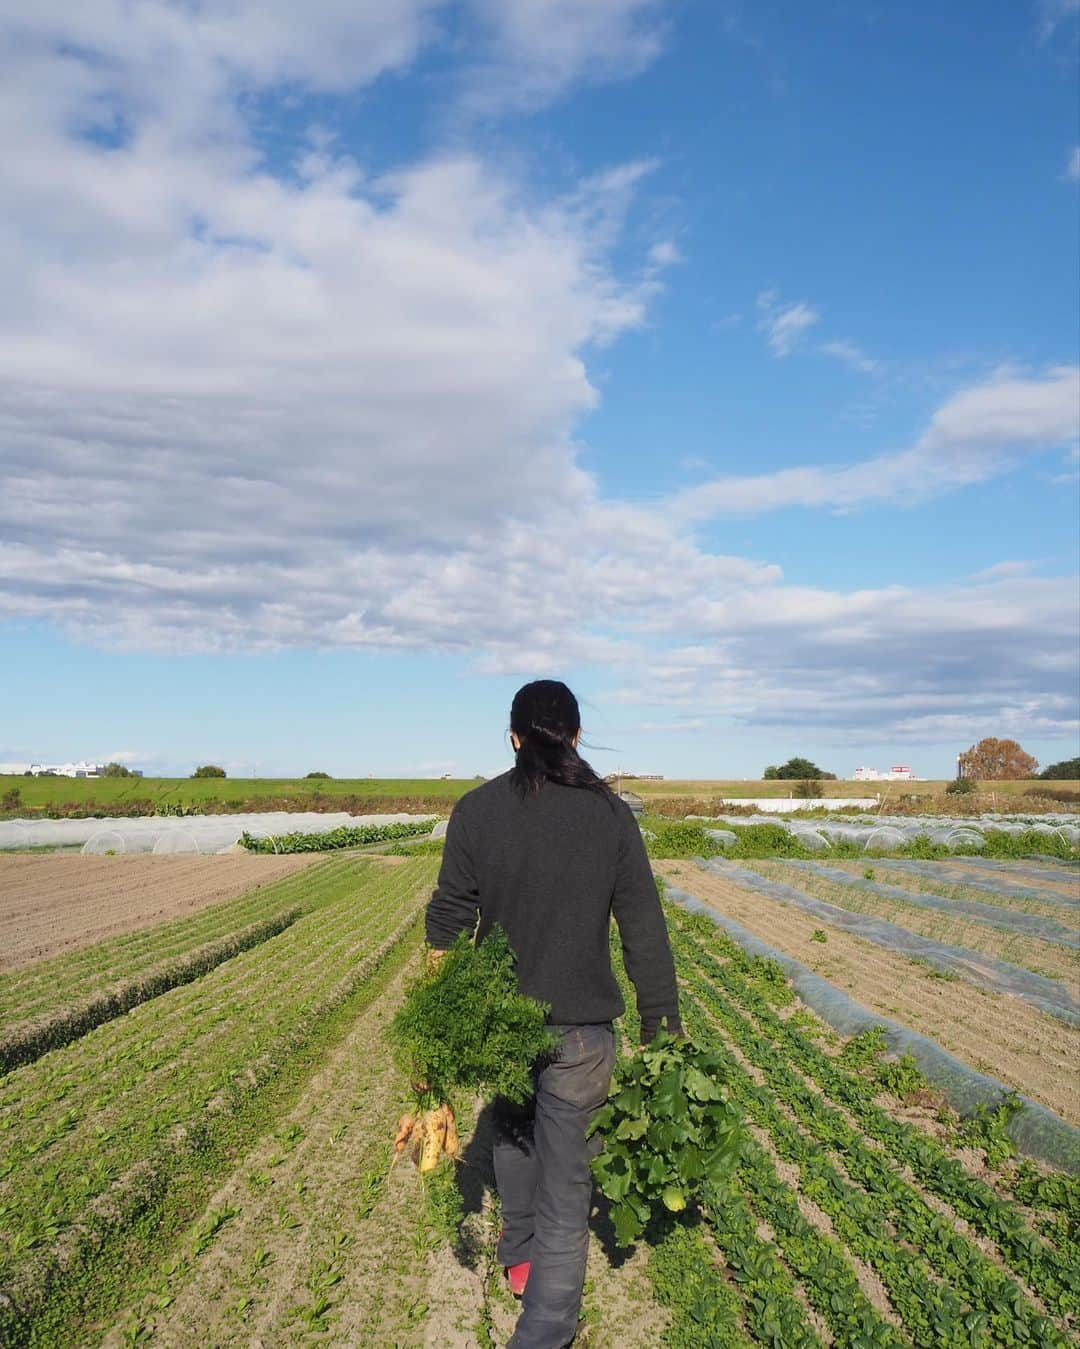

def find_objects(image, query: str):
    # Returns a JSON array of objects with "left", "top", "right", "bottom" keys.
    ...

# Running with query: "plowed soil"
[
  {"left": 0, "top": 853, "right": 316, "bottom": 969},
  {"left": 656, "top": 860, "right": 1080, "bottom": 1125}
]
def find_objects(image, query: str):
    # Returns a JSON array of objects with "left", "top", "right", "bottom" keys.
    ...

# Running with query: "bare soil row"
[
  {"left": 0, "top": 854, "right": 316, "bottom": 969},
  {"left": 656, "top": 860, "right": 1080, "bottom": 1124}
]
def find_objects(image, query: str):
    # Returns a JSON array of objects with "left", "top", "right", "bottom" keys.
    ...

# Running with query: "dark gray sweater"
[{"left": 424, "top": 771, "right": 681, "bottom": 1043}]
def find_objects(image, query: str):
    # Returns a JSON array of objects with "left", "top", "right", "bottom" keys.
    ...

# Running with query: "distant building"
[
  {"left": 27, "top": 761, "right": 105, "bottom": 778},
  {"left": 853, "top": 765, "right": 919, "bottom": 782},
  {"left": 0, "top": 763, "right": 31, "bottom": 775}
]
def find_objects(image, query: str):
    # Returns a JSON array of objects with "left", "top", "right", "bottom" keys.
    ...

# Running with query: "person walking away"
[{"left": 425, "top": 679, "right": 682, "bottom": 1349}]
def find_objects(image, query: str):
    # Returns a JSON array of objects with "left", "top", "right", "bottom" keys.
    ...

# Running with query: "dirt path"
[
  {"left": 0, "top": 853, "right": 315, "bottom": 969},
  {"left": 657, "top": 861, "right": 1080, "bottom": 1124}
]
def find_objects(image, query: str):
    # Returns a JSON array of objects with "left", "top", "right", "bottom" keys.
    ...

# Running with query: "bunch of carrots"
[
  {"left": 389, "top": 924, "right": 557, "bottom": 1175},
  {"left": 394, "top": 1102, "right": 459, "bottom": 1172}
]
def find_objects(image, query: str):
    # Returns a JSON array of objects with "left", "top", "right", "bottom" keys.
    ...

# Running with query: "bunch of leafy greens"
[
  {"left": 588, "top": 1032, "right": 744, "bottom": 1245},
  {"left": 391, "top": 924, "right": 558, "bottom": 1108}
]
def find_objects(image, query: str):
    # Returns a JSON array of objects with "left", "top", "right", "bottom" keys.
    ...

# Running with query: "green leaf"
[
  {"left": 615, "top": 1115, "right": 649, "bottom": 1141},
  {"left": 652, "top": 1067, "right": 688, "bottom": 1120},
  {"left": 613, "top": 1083, "right": 644, "bottom": 1114},
  {"left": 684, "top": 1066, "right": 722, "bottom": 1102},
  {"left": 610, "top": 1201, "right": 644, "bottom": 1247}
]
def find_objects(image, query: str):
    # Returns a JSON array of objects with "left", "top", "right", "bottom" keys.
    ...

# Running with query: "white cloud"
[
  {"left": 600, "top": 572, "right": 1079, "bottom": 744},
  {"left": 1038, "top": 0, "right": 1080, "bottom": 39},
  {"left": 1066, "top": 146, "right": 1080, "bottom": 182},
  {"left": 673, "top": 366, "right": 1080, "bottom": 518},
  {"left": 462, "top": 0, "right": 667, "bottom": 111},
  {"left": 819, "top": 339, "right": 879, "bottom": 375},
  {"left": 756, "top": 290, "right": 820, "bottom": 356},
  {"left": 0, "top": 4, "right": 1076, "bottom": 753},
  {"left": 647, "top": 239, "right": 682, "bottom": 268}
]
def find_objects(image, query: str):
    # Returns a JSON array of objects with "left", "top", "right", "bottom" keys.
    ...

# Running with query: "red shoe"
[{"left": 505, "top": 1262, "right": 531, "bottom": 1298}]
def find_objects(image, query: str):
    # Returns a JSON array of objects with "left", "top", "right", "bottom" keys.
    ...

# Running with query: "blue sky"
[{"left": 1, "top": 0, "right": 1077, "bottom": 780}]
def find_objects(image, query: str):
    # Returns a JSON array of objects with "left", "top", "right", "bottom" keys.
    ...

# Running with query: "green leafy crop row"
[
  {"left": 240, "top": 819, "right": 436, "bottom": 853},
  {"left": 0, "top": 858, "right": 439, "bottom": 1345},
  {"left": 665, "top": 905, "right": 1078, "bottom": 1337},
  {"left": 0, "top": 856, "right": 353, "bottom": 1029},
  {"left": 642, "top": 819, "right": 1080, "bottom": 863},
  {"left": 0, "top": 908, "right": 299, "bottom": 1074}
]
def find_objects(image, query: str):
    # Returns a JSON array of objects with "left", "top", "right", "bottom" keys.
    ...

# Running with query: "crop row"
[
  {"left": 670, "top": 946, "right": 1065, "bottom": 1345},
  {"left": 240, "top": 819, "right": 436, "bottom": 853},
  {"left": 0, "top": 859, "right": 437, "bottom": 1320},
  {"left": 611, "top": 933, "right": 879, "bottom": 1348},
  {"left": 0, "top": 855, "right": 355, "bottom": 1027},
  {"left": 0, "top": 907, "right": 299, "bottom": 1074},
  {"left": 644, "top": 820, "right": 1080, "bottom": 864},
  {"left": 0, "top": 859, "right": 435, "bottom": 1174},
  {"left": 0, "top": 862, "right": 409, "bottom": 1122},
  {"left": 765, "top": 861, "right": 1079, "bottom": 951},
  {"left": 0, "top": 860, "right": 436, "bottom": 1344},
  {"left": 664, "top": 903, "right": 1078, "bottom": 1333}
]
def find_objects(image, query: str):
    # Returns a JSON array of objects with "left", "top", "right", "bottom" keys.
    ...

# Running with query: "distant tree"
[
  {"left": 793, "top": 778, "right": 824, "bottom": 798},
  {"left": 102, "top": 762, "right": 134, "bottom": 777},
  {"left": 958, "top": 738, "right": 1037, "bottom": 781},
  {"left": 305, "top": 771, "right": 331, "bottom": 779},
  {"left": 191, "top": 764, "right": 227, "bottom": 778},
  {"left": 762, "top": 765, "right": 780, "bottom": 780},
  {"left": 945, "top": 776, "right": 976, "bottom": 796},
  {"left": 773, "top": 757, "right": 826, "bottom": 780},
  {"left": 1039, "top": 757, "right": 1080, "bottom": 780}
]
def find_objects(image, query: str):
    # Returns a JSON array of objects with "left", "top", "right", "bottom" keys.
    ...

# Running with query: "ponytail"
[{"left": 508, "top": 680, "right": 614, "bottom": 805}]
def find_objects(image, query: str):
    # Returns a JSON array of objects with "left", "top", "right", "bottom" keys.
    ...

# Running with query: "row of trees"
[
  {"left": 189, "top": 767, "right": 333, "bottom": 780},
  {"left": 760, "top": 741, "right": 1078, "bottom": 785}
]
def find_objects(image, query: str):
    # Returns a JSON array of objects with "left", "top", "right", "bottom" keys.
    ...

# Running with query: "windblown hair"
[{"left": 509, "top": 679, "right": 614, "bottom": 804}]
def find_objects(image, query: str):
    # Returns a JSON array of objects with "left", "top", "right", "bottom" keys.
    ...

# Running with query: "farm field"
[
  {"left": 1, "top": 852, "right": 1078, "bottom": 1346},
  {"left": 0, "top": 776, "right": 475, "bottom": 815},
  {"left": 627, "top": 776, "right": 1079, "bottom": 803},
  {"left": 0, "top": 853, "right": 316, "bottom": 970},
  {"left": 4, "top": 774, "right": 1077, "bottom": 818},
  {"left": 655, "top": 859, "right": 1079, "bottom": 1123}
]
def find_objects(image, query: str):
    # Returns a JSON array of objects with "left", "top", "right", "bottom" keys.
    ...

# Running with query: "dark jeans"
[{"left": 494, "top": 1022, "right": 616, "bottom": 1349}]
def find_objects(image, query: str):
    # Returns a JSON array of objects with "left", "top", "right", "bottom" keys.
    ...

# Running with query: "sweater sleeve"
[
  {"left": 425, "top": 804, "right": 481, "bottom": 949},
  {"left": 611, "top": 805, "right": 682, "bottom": 1044}
]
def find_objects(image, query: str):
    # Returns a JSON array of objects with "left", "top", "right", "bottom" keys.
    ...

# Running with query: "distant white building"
[
  {"left": 0, "top": 763, "right": 31, "bottom": 776},
  {"left": 28, "top": 761, "right": 105, "bottom": 778},
  {"left": 853, "top": 765, "right": 919, "bottom": 782}
]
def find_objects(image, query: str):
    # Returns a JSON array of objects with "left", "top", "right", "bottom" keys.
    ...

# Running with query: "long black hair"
[{"left": 509, "top": 679, "right": 614, "bottom": 803}]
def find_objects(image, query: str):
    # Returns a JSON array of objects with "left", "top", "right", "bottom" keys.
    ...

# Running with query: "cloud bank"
[{"left": 1, "top": 2, "right": 1077, "bottom": 747}]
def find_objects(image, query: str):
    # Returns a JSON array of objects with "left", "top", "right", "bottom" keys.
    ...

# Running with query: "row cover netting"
[
  {"left": 702, "top": 859, "right": 1080, "bottom": 1028},
  {"left": 664, "top": 883, "right": 1080, "bottom": 1173},
  {"left": 786, "top": 860, "right": 1079, "bottom": 947},
  {"left": 879, "top": 858, "right": 1079, "bottom": 909},
  {"left": 690, "top": 810, "right": 1080, "bottom": 853},
  {"left": 0, "top": 812, "right": 440, "bottom": 855}
]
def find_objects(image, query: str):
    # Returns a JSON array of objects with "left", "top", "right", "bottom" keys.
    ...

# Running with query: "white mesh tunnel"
[{"left": 2, "top": 811, "right": 439, "bottom": 854}]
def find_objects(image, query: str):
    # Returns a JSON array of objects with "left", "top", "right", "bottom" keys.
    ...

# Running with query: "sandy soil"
[
  {"left": 657, "top": 861, "right": 1080, "bottom": 1125},
  {"left": 0, "top": 853, "right": 316, "bottom": 970}
]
